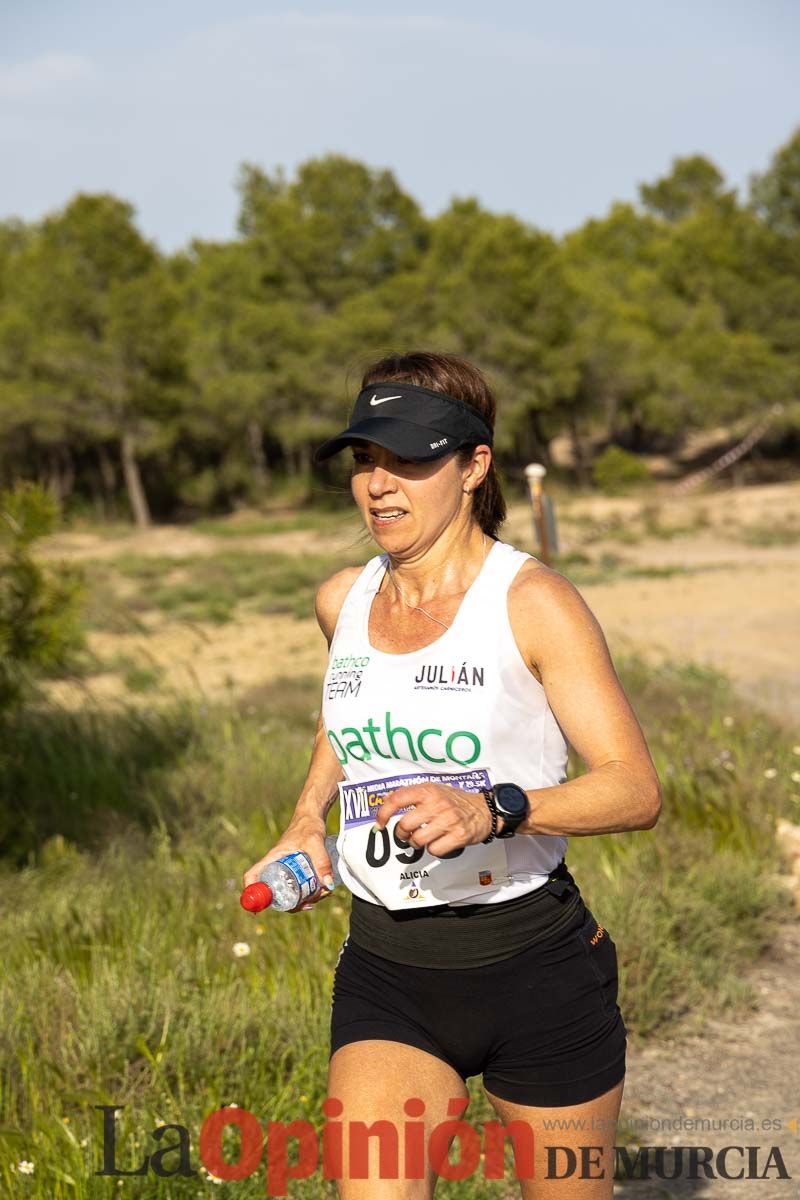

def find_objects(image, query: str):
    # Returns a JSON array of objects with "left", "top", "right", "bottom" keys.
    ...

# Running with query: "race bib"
[{"left": 336, "top": 767, "right": 510, "bottom": 910}]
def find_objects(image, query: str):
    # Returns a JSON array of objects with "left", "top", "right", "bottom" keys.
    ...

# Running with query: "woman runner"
[{"left": 244, "top": 350, "right": 662, "bottom": 1199}]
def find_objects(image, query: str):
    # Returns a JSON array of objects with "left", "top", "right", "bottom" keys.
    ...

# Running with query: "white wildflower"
[
  {"left": 791, "top": 771, "right": 800, "bottom": 784},
  {"left": 16, "top": 1161, "right": 34, "bottom": 1175},
  {"left": 722, "top": 716, "right": 734, "bottom": 727},
  {"left": 793, "top": 745, "right": 800, "bottom": 756},
  {"left": 232, "top": 942, "right": 251, "bottom": 957},
  {"left": 764, "top": 767, "right": 778, "bottom": 779}
]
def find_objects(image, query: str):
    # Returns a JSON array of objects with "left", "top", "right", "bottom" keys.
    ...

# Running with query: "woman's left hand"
[{"left": 373, "top": 784, "right": 494, "bottom": 857}]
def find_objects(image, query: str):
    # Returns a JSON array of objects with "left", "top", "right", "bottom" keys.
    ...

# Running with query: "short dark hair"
[{"left": 360, "top": 351, "right": 507, "bottom": 539}]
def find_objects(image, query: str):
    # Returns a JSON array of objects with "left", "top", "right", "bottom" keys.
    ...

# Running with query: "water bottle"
[{"left": 240, "top": 833, "right": 341, "bottom": 913}]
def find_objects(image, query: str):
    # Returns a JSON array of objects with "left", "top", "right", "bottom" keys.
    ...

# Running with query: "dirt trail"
[
  {"left": 581, "top": 557, "right": 799, "bottom": 730},
  {"left": 44, "top": 483, "right": 800, "bottom": 730},
  {"left": 614, "top": 916, "right": 800, "bottom": 1199},
  {"left": 52, "top": 546, "right": 798, "bottom": 729}
]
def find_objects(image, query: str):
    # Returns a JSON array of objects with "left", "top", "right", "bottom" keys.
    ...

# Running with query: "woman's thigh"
[
  {"left": 484, "top": 1077, "right": 625, "bottom": 1200},
  {"left": 327, "top": 901, "right": 627, "bottom": 1196},
  {"left": 327, "top": 1039, "right": 470, "bottom": 1200}
]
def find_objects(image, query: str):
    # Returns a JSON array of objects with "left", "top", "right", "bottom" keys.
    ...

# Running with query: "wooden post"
[{"left": 525, "top": 463, "right": 551, "bottom": 565}]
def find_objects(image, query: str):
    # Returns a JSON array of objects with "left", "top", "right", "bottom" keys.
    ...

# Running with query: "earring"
[{"left": 464, "top": 487, "right": 471, "bottom": 495}]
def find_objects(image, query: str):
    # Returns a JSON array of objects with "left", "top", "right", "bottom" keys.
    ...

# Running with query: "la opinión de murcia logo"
[{"left": 92, "top": 1104, "right": 792, "bottom": 1195}]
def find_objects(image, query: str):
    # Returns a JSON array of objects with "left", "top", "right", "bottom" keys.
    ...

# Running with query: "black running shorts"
[{"left": 329, "top": 897, "right": 627, "bottom": 1107}]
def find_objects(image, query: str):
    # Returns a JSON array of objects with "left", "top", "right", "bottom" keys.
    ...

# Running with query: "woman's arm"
[
  {"left": 375, "top": 562, "right": 661, "bottom": 855},
  {"left": 291, "top": 709, "right": 345, "bottom": 824},
  {"left": 508, "top": 563, "right": 662, "bottom": 836},
  {"left": 242, "top": 566, "right": 360, "bottom": 891},
  {"left": 290, "top": 565, "right": 364, "bottom": 820}
]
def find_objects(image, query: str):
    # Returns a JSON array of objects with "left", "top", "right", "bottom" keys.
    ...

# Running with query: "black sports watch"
[{"left": 490, "top": 782, "right": 529, "bottom": 838}]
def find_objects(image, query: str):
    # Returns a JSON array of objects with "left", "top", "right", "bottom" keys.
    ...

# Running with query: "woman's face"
[{"left": 349, "top": 441, "right": 466, "bottom": 553}]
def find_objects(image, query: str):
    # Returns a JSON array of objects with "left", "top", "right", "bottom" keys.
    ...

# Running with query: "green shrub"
[
  {"left": 176, "top": 466, "right": 220, "bottom": 511},
  {"left": 0, "top": 482, "right": 86, "bottom": 712},
  {"left": 591, "top": 445, "right": 652, "bottom": 495}
]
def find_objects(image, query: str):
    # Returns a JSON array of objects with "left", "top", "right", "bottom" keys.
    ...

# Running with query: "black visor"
[{"left": 313, "top": 382, "right": 494, "bottom": 464}]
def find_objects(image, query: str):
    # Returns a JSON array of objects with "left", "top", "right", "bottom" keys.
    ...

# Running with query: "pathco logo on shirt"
[
  {"left": 413, "top": 661, "right": 485, "bottom": 692},
  {"left": 326, "top": 653, "right": 371, "bottom": 701},
  {"left": 327, "top": 711, "right": 481, "bottom": 767}
]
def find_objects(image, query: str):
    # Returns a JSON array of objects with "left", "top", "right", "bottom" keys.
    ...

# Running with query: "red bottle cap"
[{"left": 240, "top": 882, "right": 273, "bottom": 913}]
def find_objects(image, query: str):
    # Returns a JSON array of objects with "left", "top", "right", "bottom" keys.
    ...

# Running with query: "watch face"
[{"left": 495, "top": 783, "right": 528, "bottom": 817}]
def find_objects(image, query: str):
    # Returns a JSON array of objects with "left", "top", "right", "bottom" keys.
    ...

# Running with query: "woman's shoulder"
[
  {"left": 314, "top": 558, "right": 381, "bottom": 645},
  {"left": 506, "top": 550, "right": 595, "bottom": 619},
  {"left": 505, "top": 550, "right": 606, "bottom": 670}
]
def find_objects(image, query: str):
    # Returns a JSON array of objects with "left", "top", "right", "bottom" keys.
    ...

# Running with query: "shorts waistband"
[{"left": 347, "top": 860, "right": 582, "bottom": 968}]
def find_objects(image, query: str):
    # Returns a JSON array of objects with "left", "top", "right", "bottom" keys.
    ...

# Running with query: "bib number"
[
  {"left": 365, "top": 823, "right": 463, "bottom": 869},
  {"left": 336, "top": 768, "right": 509, "bottom": 910}
]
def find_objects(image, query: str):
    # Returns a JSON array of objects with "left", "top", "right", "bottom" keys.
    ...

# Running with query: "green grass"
[
  {"left": 729, "top": 519, "right": 800, "bottom": 546},
  {"left": 0, "top": 657, "right": 796, "bottom": 1197},
  {"left": 638, "top": 503, "right": 712, "bottom": 540},
  {"left": 553, "top": 550, "right": 718, "bottom": 585},
  {"left": 80, "top": 547, "right": 373, "bottom": 631},
  {"left": 192, "top": 510, "right": 355, "bottom": 539},
  {"left": 57, "top": 501, "right": 793, "bottom": 643},
  {"left": 559, "top": 503, "right": 714, "bottom": 547},
  {"left": 558, "top": 511, "right": 643, "bottom": 546},
  {"left": 561, "top": 502, "right": 799, "bottom": 550},
  {"left": 121, "top": 664, "right": 164, "bottom": 694}
]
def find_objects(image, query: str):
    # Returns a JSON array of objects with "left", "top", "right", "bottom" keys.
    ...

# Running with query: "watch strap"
[{"left": 480, "top": 788, "right": 498, "bottom": 843}]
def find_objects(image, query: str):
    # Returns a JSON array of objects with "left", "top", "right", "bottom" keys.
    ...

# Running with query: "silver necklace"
[{"left": 386, "top": 534, "right": 488, "bottom": 630}]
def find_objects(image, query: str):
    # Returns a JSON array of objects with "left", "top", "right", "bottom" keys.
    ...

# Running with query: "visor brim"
[{"left": 313, "top": 417, "right": 458, "bottom": 464}]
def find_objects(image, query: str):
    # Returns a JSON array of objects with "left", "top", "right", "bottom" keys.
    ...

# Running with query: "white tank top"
[{"left": 322, "top": 538, "right": 569, "bottom": 910}]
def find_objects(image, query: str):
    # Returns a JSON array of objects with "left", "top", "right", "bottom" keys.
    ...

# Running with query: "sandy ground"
[
  {"left": 503, "top": 483, "right": 800, "bottom": 730},
  {"left": 579, "top": 558, "right": 799, "bottom": 729},
  {"left": 43, "top": 481, "right": 800, "bottom": 731},
  {"left": 612, "top": 917, "right": 800, "bottom": 1199}
]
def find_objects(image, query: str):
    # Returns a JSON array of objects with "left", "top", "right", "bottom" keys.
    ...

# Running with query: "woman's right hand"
[{"left": 242, "top": 814, "right": 335, "bottom": 911}]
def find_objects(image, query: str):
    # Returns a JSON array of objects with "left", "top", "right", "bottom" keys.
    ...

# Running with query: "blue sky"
[{"left": 2, "top": 1, "right": 798, "bottom": 251}]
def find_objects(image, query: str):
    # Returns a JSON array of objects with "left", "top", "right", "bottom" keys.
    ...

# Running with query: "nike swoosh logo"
[{"left": 370, "top": 394, "right": 402, "bottom": 406}]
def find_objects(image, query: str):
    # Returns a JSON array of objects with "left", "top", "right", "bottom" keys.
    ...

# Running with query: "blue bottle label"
[{"left": 281, "top": 851, "right": 318, "bottom": 902}]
